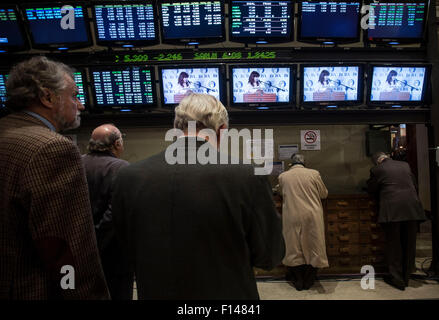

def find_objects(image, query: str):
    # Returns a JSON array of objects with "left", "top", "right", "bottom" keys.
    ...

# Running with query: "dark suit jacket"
[
  {"left": 82, "top": 151, "right": 129, "bottom": 274},
  {"left": 112, "top": 137, "right": 285, "bottom": 300},
  {"left": 367, "top": 158, "right": 426, "bottom": 223},
  {"left": 0, "top": 112, "right": 110, "bottom": 299}
]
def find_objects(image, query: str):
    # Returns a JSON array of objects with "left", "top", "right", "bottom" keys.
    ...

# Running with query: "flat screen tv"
[
  {"left": 229, "top": 0, "right": 294, "bottom": 44},
  {"left": 367, "top": 64, "right": 430, "bottom": 106},
  {"left": 159, "top": 0, "right": 225, "bottom": 45},
  {"left": 0, "top": 6, "right": 28, "bottom": 52},
  {"left": 22, "top": 2, "right": 91, "bottom": 50},
  {"left": 159, "top": 65, "right": 225, "bottom": 107},
  {"left": 92, "top": 1, "right": 159, "bottom": 47},
  {"left": 0, "top": 71, "right": 9, "bottom": 108},
  {"left": 297, "top": 0, "right": 361, "bottom": 44},
  {"left": 300, "top": 64, "right": 364, "bottom": 106},
  {"left": 90, "top": 65, "right": 156, "bottom": 110},
  {"left": 365, "top": 1, "right": 428, "bottom": 44},
  {"left": 73, "top": 69, "right": 87, "bottom": 108},
  {"left": 229, "top": 64, "right": 296, "bottom": 109}
]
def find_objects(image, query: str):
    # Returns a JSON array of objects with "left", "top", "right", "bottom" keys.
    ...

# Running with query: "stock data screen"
[
  {"left": 24, "top": 5, "right": 89, "bottom": 45},
  {"left": 230, "top": 1, "right": 292, "bottom": 39},
  {"left": 300, "top": 1, "right": 360, "bottom": 39},
  {"left": 0, "top": 8, "right": 26, "bottom": 48},
  {"left": 91, "top": 67, "right": 155, "bottom": 107},
  {"left": 160, "top": 1, "right": 223, "bottom": 39},
  {"left": 73, "top": 71, "right": 87, "bottom": 106},
  {"left": 0, "top": 73, "right": 8, "bottom": 108},
  {"left": 94, "top": 3, "right": 157, "bottom": 42},
  {"left": 368, "top": 2, "right": 426, "bottom": 39}
]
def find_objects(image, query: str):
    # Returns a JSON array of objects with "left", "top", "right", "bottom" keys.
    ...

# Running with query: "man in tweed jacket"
[{"left": 0, "top": 56, "right": 110, "bottom": 299}]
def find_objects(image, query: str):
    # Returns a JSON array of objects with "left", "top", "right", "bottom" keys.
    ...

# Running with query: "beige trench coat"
[{"left": 278, "top": 164, "right": 329, "bottom": 268}]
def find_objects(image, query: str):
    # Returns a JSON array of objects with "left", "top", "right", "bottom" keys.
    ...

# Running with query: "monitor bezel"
[
  {"left": 158, "top": 63, "right": 227, "bottom": 108},
  {"left": 91, "top": 0, "right": 160, "bottom": 48},
  {"left": 158, "top": 0, "right": 226, "bottom": 45},
  {"left": 366, "top": 63, "right": 431, "bottom": 107},
  {"left": 21, "top": 1, "right": 93, "bottom": 50},
  {"left": 296, "top": 0, "right": 362, "bottom": 44},
  {"left": 363, "top": 0, "right": 429, "bottom": 45},
  {"left": 228, "top": 0, "right": 294, "bottom": 44},
  {"left": 89, "top": 65, "right": 157, "bottom": 110},
  {"left": 299, "top": 63, "right": 365, "bottom": 107},
  {"left": 228, "top": 63, "right": 297, "bottom": 109},
  {"left": 0, "top": 4, "right": 30, "bottom": 52}
]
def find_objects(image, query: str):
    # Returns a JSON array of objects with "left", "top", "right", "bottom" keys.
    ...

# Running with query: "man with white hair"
[
  {"left": 0, "top": 56, "right": 109, "bottom": 299},
  {"left": 367, "top": 151, "right": 426, "bottom": 290},
  {"left": 112, "top": 93, "right": 284, "bottom": 300}
]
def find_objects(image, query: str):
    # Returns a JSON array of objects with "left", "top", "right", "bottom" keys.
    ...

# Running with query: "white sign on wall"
[{"left": 301, "top": 130, "right": 321, "bottom": 150}]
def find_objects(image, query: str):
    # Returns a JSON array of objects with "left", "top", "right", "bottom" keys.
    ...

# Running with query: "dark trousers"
[
  {"left": 286, "top": 265, "right": 317, "bottom": 290},
  {"left": 381, "top": 221, "right": 418, "bottom": 287}
]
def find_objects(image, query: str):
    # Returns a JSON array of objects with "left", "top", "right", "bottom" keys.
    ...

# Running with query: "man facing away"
[
  {"left": 82, "top": 124, "right": 133, "bottom": 300},
  {"left": 0, "top": 56, "right": 109, "bottom": 299},
  {"left": 112, "top": 93, "right": 285, "bottom": 300},
  {"left": 278, "top": 154, "right": 329, "bottom": 291},
  {"left": 367, "top": 151, "right": 426, "bottom": 290}
]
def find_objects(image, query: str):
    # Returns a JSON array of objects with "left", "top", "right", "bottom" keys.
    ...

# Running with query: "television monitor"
[
  {"left": 0, "top": 72, "right": 8, "bottom": 108},
  {"left": 90, "top": 65, "right": 156, "bottom": 110},
  {"left": 22, "top": 2, "right": 91, "bottom": 50},
  {"left": 367, "top": 65, "right": 430, "bottom": 106},
  {"left": 229, "top": 0, "right": 294, "bottom": 44},
  {"left": 92, "top": 1, "right": 159, "bottom": 47},
  {"left": 365, "top": 1, "right": 428, "bottom": 44},
  {"left": 0, "top": 6, "right": 28, "bottom": 52},
  {"left": 297, "top": 0, "right": 361, "bottom": 44},
  {"left": 300, "top": 64, "right": 363, "bottom": 106},
  {"left": 159, "top": 65, "right": 225, "bottom": 106},
  {"left": 159, "top": 0, "right": 225, "bottom": 45},
  {"left": 73, "top": 70, "right": 87, "bottom": 108},
  {"left": 229, "top": 64, "right": 296, "bottom": 109}
]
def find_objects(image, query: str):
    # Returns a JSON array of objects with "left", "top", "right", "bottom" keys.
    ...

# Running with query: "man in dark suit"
[
  {"left": 0, "top": 56, "right": 109, "bottom": 299},
  {"left": 367, "top": 151, "right": 426, "bottom": 291},
  {"left": 82, "top": 124, "right": 133, "bottom": 300},
  {"left": 112, "top": 93, "right": 285, "bottom": 300}
]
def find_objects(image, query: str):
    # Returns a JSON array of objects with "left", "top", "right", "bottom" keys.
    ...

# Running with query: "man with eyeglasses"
[{"left": 82, "top": 124, "right": 133, "bottom": 300}]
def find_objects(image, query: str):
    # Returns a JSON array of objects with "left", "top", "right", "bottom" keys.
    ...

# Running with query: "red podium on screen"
[
  {"left": 243, "top": 93, "right": 277, "bottom": 102},
  {"left": 379, "top": 91, "right": 411, "bottom": 101},
  {"left": 312, "top": 91, "right": 346, "bottom": 101}
]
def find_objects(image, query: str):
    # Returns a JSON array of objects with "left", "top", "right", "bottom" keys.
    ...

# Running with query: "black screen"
[
  {"left": 299, "top": 1, "right": 360, "bottom": 39},
  {"left": 230, "top": 1, "right": 292, "bottom": 41},
  {"left": 91, "top": 66, "right": 155, "bottom": 107},
  {"left": 160, "top": 1, "right": 223, "bottom": 40},
  {"left": 367, "top": 2, "right": 426, "bottom": 40},
  {"left": 24, "top": 4, "right": 89, "bottom": 46},
  {"left": 94, "top": 3, "right": 157, "bottom": 44},
  {"left": 0, "top": 72, "right": 8, "bottom": 108},
  {"left": 0, "top": 8, "right": 26, "bottom": 48}
]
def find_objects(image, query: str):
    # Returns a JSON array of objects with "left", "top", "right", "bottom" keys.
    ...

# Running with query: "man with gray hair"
[
  {"left": 82, "top": 124, "right": 133, "bottom": 300},
  {"left": 112, "top": 93, "right": 284, "bottom": 299},
  {"left": 0, "top": 56, "right": 109, "bottom": 299},
  {"left": 367, "top": 151, "right": 426, "bottom": 290},
  {"left": 278, "top": 153, "right": 329, "bottom": 291}
]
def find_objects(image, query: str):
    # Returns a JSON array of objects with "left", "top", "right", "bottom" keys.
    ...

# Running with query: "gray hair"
[
  {"left": 291, "top": 153, "right": 305, "bottom": 165},
  {"left": 87, "top": 130, "right": 121, "bottom": 153},
  {"left": 174, "top": 93, "right": 229, "bottom": 132},
  {"left": 372, "top": 152, "right": 389, "bottom": 165},
  {"left": 6, "top": 56, "right": 74, "bottom": 111}
]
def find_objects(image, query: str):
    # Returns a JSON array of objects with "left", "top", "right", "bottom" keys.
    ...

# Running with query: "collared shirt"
[{"left": 23, "top": 110, "right": 56, "bottom": 132}]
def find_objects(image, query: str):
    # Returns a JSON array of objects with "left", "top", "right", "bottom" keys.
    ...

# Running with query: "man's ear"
[{"left": 39, "top": 88, "right": 55, "bottom": 109}]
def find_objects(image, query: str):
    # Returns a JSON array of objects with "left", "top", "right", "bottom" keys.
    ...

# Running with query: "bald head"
[{"left": 87, "top": 124, "right": 124, "bottom": 157}]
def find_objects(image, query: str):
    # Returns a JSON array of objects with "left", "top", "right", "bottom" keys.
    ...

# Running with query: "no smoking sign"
[{"left": 301, "top": 130, "right": 321, "bottom": 150}]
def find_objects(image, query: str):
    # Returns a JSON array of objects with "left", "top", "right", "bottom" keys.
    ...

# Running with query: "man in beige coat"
[{"left": 278, "top": 153, "right": 329, "bottom": 290}]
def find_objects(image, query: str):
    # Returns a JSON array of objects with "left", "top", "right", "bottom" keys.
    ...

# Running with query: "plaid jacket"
[{"left": 0, "top": 112, "right": 110, "bottom": 299}]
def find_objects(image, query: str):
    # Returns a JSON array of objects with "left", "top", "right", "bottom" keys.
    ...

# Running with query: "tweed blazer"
[{"left": 0, "top": 112, "right": 110, "bottom": 300}]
